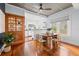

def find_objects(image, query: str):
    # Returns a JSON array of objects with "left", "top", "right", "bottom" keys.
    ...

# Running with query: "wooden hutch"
[{"left": 5, "top": 13, "right": 25, "bottom": 45}]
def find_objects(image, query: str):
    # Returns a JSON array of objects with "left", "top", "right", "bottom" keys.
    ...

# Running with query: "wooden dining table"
[{"left": 42, "top": 35, "right": 59, "bottom": 50}]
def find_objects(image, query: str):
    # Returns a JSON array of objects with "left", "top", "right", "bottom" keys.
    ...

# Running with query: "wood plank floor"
[
  {"left": 1, "top": 40, "right": 79, "bottom": 56},
  {"left": 23, "top": 40, "right": 79, "bottom": 56}
]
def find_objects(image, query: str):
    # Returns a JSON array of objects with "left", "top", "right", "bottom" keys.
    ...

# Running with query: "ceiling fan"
[{"left": 39, "top": 3, "right": 52, "bottom": 10}]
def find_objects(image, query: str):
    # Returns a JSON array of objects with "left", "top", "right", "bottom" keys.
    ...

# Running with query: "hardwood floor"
[
  {"left": 61, "top": 43, "right": 79, "bottom": 56},
  {"left": 24, "top": 40, "right": 79, "bottom": 56},
  {"left": 1, "top": 39, "right": 79, "bottom": 56}
]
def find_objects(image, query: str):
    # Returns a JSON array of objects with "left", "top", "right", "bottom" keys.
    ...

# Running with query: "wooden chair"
[
  {"left": 42, "top": 36, "right": 47, "bottom": 46},
  {"left": 52, "top": 34, "right": 60, "bottom": 50}
]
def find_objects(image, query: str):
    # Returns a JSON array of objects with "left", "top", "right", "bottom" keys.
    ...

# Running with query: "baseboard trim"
[{"left": 60, "top": 41, "right": 79, "bottom": 48}]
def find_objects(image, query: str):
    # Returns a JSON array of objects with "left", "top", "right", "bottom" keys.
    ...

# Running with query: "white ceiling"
[{"left": 10, "top": 3, "right": 72, "bottom": 16}]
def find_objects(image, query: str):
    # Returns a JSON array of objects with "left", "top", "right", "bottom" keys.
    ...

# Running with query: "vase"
[{"left": 3, "top": 46, "right": 11, "bottom": 52}]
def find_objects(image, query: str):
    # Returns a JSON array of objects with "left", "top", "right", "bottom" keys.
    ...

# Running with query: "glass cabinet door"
[
  {"left": 8, "top": 17, "right": 16, "bottom": 31},
  {"left": 16, "top": 18, "right": 22, "bottom": 31}
]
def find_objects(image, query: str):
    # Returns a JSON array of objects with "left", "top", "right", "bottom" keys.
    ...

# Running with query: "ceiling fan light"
[{"left": 40, "top": 9, "right": 42, "bottom": 12}]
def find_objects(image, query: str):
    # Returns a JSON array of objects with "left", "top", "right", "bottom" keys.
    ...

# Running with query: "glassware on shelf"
[
  {"left": 17, "top": 25, "right": 22, "bottom": 31},
  {"left": 16, "top": 19, "right": 22, "bottom": 31}
]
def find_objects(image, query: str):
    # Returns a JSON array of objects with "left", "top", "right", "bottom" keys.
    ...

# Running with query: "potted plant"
[{"left": 3, "top": 33, "right": 15, "bottom": 52}]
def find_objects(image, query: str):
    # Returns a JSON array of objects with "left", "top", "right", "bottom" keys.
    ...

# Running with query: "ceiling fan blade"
[
  {"left": 44, "top": 8, "right": 52, "bottom": 10},
  {"left": 39, "top": 3, "right": 52, "bottom": 10}
]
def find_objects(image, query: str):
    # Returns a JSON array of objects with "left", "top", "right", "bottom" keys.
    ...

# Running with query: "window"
[
  {"left": 52, "top": 23, "right": 57, "bottom": 33},
  {"left": 60, "top": 21, "right": 67, "bottom": 34},
  {"left": 51, "top": 17, "right": 70, "bottom": 35}
]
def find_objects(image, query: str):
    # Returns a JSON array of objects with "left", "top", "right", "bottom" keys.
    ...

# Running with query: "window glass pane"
[
  {"left": 52, "top": 23, "right": 57, "bottom": 33},
  {"left": 60, "top": 21, "right": 67, "bottom": 34},
  {"left": 51, "top": 20, "right": 69, "bottom": 35}
]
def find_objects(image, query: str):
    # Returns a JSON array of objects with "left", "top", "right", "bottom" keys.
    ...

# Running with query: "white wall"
[
  {"left": 25, "top": 12, "right": 47, "bottom": 29},
  {"left": 71, "top": 9, "right": 79, "bottom": 37},
  {"left": 5, "top": 4, "right": 25, "bottom": 16},
  {"left": 25, "top": 12, "right": 48, "bottom": 36},
  {"left": 48, "top": 7, "right": 79, "bottom": 46},
  {"left": 0, "top": 9, "right": 5, "bottom": 33}
]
